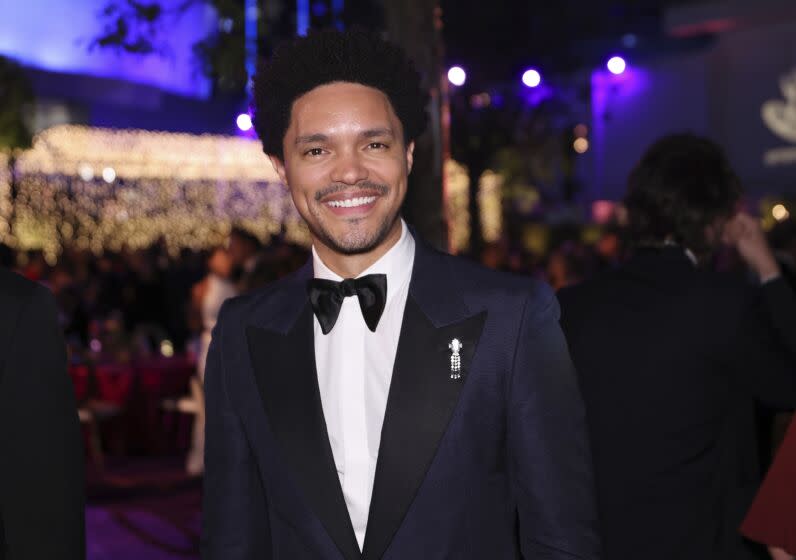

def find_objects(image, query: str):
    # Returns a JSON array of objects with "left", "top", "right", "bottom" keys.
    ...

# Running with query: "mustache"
[{"left": 314, "top": 181, "right": 389, "bottom": 202}]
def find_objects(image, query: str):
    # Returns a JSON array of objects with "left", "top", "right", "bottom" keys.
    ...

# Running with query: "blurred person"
[
  {"left": 546, "top": 241, "right": 593, "bottom": 291},
  {"left": 227, "top": 227, "right": 273, "bottom": 293},
  {"left": 185, "top": 247, "right": 237, "bottom": 475},
  {"left": 593, "top": 225, "right": 626, "bottom": 272},
  {"left": 558, "top": 134, "right": 796, "bottom": 560},
  {"left": 21, "top": 251, "right": 46, "bottom": 283},
  {"left": 740, "top": 216, "right": 796, "bottom": 560},
  {"left": 202, "top": 29, "right": 599, "bottom": 560},
  {"left": 0, "top": 267, "right": 85, "bottom": 559}
]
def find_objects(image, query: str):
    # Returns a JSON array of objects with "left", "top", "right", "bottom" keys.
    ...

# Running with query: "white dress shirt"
[{"left": 312, "top": 220, "right": 415, "bottom": 550}]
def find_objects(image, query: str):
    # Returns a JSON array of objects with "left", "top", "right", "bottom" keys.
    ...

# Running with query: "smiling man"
[{"left": 201, "top": 29, "right": 599, "bottom": 560}]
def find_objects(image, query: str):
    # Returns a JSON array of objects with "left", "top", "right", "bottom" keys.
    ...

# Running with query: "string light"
[
  {"left": 478, "top": 170, "right": 504, "bottom": 243},
  {"left": 444, "top": 159, "right": 470, "bottom": 254},
  {"left": 1, "top": 125, "right": 304, "bottom": 259},
  {"left": 0, "top": 153, "right": 11, "bottom": 240}
]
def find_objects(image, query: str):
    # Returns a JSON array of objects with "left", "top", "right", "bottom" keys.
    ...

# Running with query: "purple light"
[
  {"left": 607, "top": 56, "right": 627, "bottom": 75},
  {"left": 236, "top": 113, "right": 253, "bottom": 132},
  {"left": 522, "top": 69, "right": 541, "bottom": 88},
  {"left": 447, "top": 66, "right": 466, "bottom": 87},
  {"left": 0, "top": 0, "right": 213, "bottom": 98}
]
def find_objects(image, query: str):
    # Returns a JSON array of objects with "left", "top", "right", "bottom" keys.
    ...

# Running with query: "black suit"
[
  {"left": 202, "top": 238, "right": 600, "bottom": 559},
  {"left": 558, "top": 247, "right": 796, "bottom": 560},
  {"left": 0, "top": 268, "right": 85, "bottom": 559}
]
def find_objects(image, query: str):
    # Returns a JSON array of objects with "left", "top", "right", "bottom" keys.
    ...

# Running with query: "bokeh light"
[
  {"left": 448, "top": 66, "right": 467, "bottom": 86},
  {"left": 236, "top": 113, "right": 253, "bottom": 132},
  {"left": 607, "top": 56, "right": 627, "bottom": 75},
  {"left": 522, "top": 69, "right": 541, "bottom": 88},
  {"left": 773, "top": 204, "right": 790, "bottom": 221}
]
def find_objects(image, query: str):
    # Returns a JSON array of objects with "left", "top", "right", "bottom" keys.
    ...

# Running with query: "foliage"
[
  {"left": 0, "top": 56, "right": 34, "bottom": 151},
  {"left": 90, "top": 0, "right": 282, "bottom": 94}
]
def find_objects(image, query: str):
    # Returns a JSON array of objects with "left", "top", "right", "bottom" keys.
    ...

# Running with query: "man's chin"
[
  {"left": 313, "top": 223, "right": 396, "bottom": 256},
  {"left": 324, "top": 235, "right": 383, "bottom": 256}
]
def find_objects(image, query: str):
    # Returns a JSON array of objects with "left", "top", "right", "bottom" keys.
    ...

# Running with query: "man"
[
  {"left": 202, "top": 29, "right": 599, "bottom": 559},
  {"left": 558, "top": 134, "right": 796, "bottom": 560},
  {"left": 0, "top": 267, "right": 85, "bottom": 559}
]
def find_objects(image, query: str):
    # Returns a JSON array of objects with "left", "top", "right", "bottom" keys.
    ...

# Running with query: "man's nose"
[{"left": 330, "top": 151, "right": 369, "bottom": 185}]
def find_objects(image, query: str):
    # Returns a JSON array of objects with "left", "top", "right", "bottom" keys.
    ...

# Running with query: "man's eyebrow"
[
  {"left": 294, "top": 133, "right": 328, "bottom": 145},
  {"left": 362, "top": 128, "right": 395, "bottom": 139}
]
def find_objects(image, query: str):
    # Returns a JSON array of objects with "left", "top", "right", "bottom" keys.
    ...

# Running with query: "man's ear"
[
  {"left": 268, "top": 155, "right": 288, "bottom": 184},
  {"left": 405, "top": 141, "right": 415, "bottom": 175}
]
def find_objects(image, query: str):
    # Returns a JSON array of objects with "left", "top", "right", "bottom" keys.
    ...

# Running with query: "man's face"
[{"left": 270, "top": 82, "right": 414, "bottom": 257}]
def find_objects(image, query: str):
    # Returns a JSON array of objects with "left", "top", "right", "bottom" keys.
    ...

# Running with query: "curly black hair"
[
  {"left": 251, "top": 28, "right": 428, "bottom": 158},
  {"left": 624, "top": 133, "right": 742, "bottom": 255}
]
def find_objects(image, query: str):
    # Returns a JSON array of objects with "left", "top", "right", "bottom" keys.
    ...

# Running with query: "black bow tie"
[{"left": 307, "top": 274, "right": 387, "bottom": 335}]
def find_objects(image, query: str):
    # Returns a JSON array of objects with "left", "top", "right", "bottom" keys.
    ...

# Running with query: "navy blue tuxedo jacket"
[{"left": 201, "top": 238, "right": 600, "bottom": 559}]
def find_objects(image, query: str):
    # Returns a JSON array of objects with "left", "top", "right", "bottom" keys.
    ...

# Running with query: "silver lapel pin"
[{"left": 448, "top": 338, "right": 463, "bottom": 380}]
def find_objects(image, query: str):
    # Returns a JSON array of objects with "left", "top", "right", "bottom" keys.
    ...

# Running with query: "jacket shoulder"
[
  {"left": 440, "top": 253, "right": 556, "bottom": 316},
  {"left": 0, "top": 268, "right": 51, "bottom": 325}
]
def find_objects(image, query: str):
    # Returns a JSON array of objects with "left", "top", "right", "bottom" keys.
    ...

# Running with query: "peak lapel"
[
  {"left": 247, "top": 275, "right": 360, "bottom": 560},
  {"left": 361, "top": 242, "right": 487, "bottom": 560}
]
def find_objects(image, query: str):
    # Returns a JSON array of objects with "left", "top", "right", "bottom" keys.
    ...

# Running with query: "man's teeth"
[{"left": 326, "top": 196, "right": 377, "bottom": 208}]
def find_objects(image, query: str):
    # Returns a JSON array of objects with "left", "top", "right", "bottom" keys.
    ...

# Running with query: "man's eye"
[
  {"left": 305, "top": 148, "right": 325, "bottom": 156},
  {"left": 367, "top": 142, "right": 388, "bottom": 150}
]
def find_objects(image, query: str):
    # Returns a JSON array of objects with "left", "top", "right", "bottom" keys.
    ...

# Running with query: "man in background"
[
  {"left": 0, "top": 266, "right": 85, "bottom": 559},
  {"left": 559, "top": 133, "right": 796, "bottom": 560}
]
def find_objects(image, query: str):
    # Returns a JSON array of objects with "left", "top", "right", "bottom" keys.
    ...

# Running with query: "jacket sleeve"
[
  {"left": 760, "top": 277, "right": 796, "bottom": 355},
  {"left": 0, "top": 284, "right": 86, "bottom": 559},
  {"left": 508, "top": 286, "right": 602, "bottom": 559},
  {"left": 734, "top": 277, "right": 796, "bottom": 409},
  {"left": 201, "top": 303, "right": 271, "bottom": 559}
]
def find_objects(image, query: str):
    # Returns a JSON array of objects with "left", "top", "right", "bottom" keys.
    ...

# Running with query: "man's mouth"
[{"left": 325, "top": 196, "right": 378, "bottom": 209}]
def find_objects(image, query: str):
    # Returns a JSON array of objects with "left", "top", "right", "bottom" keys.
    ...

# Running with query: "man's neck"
[{"left": 314, "top": 220, "right": 403, "bottom": 278}]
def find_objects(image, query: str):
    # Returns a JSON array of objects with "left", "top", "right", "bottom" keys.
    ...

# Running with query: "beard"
[{"left": 305, "top": 181, "right": 399, "bottom": 255}]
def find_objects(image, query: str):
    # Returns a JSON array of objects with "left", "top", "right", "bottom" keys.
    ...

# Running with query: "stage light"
[
  {"left": 607, "top": 56, "right": 627, "bottom": 75},
  {"left": 522, "top": 69, "right": 541, "bottom": 88},
  {"left": 236, "top": 113, "right": 253, "bottom": 132},
  {"left": 448, "top": 66, "right": 466, "bottom": 86}
]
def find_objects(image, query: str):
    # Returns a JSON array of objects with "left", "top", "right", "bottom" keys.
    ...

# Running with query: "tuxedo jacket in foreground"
[
  {"left": 558, "top": 247, "right": 796, "bottom": 560},
  {"left": 0, "top": 268, "right": 85, "bottom": 560},
  {"left": 202, "top": 238, "right": 600, "bottom": 560}
]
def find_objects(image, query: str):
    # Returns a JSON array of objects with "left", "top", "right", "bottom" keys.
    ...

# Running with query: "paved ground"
[{"left": 86, "top": 457, "right": 201, "bottom": 559}]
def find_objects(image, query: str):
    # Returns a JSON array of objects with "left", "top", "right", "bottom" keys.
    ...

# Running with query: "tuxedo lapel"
[
  {"left": 361, "top": 242, "right": 487, "bottom": 560},
  {"left": 247, "top": 270, "right": 360, "bottom": 560}
]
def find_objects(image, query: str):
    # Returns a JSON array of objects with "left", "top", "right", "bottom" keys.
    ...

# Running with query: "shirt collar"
[{"left": 312, "top": 219, "right": 415, "bottom": 304}]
